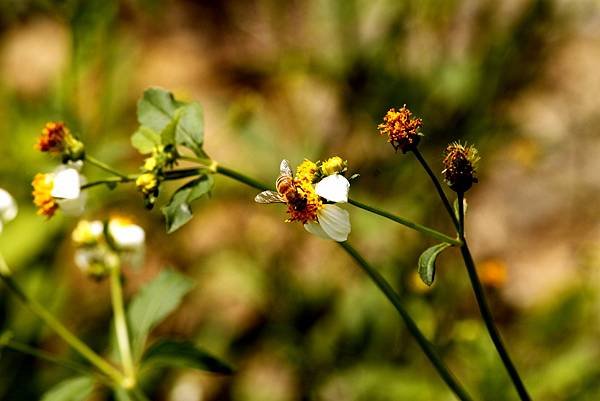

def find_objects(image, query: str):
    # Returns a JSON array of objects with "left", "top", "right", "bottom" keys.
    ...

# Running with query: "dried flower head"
[
  {"left": 442, "top": 142, "right": 480, "bottom": 193},
  {"left": 36, "top": 122, "right": 84, "bottom": 161},
  {"left": 378, "top": 106, "right": 423, "bottom": 153}
]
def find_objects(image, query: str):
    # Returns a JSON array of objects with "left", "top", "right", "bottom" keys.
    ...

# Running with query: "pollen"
[
  {"left": 378, "top": 106, "right": 423, "bottom": 153},
  {"left": 321, "top": 156, "right": 346, "bottom": 176},
  {"left": 295, "top": 159, "right": 318, "bottom": 186},
  {"left": 36, "top": 122, "right": 68, "bottom": 153},
  {"left": 32, "top": 173, "right": 58, "bottom": 217},
  {"left": 284, "top": 159, "right": 322, "bottom": 224}
]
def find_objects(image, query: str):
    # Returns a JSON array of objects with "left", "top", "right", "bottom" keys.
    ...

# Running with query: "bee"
[{"left": 255, "top": 160, "right": 307, "bottom": 211}]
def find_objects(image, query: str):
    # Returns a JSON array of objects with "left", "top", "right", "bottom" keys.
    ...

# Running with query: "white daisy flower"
[
  {"left": 107, "top": 217, "right": 146, "bottom": 251},
  {"left": 32, "top": 166, "right": 86, "bottom": 217}
]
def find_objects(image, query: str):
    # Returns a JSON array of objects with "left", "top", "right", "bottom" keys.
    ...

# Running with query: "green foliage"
[
  {"left": 40, "top": 376, "right": 94, "bottom": 401},
  {"left": 417, "top": 243, "right": 451, "bottom": 286},
  {"left": 133, "top": 87, "right": 206, "bottom": 157},
  {"left": 141, "top": 339, "right": 234, "bottom": 374},
  {"left": 162, "top": 175, "right": 214, "bottom": 233},
  {"left": 127, "top": 270, "right": 195, "bottom": 360}
]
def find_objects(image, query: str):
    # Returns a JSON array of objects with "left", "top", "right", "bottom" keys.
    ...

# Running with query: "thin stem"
[
  {"left": 339, "top": 242, "right": 473, "bottom": 401},
  {"left": 81, "top": 176, "right": 136, "bottom": 190},
  {"left": 178, "top": 155, "right": 213, "bottom": 165},
  {"left": 0, "top": 255, "right": 126, "bottom": 386},
  {"left": 129, "top": 387, "right": 151, "bottom": 401},
  {"left": 412, "top": 149, "right": 460, "bottom": 231},
  {"left": 110, "top": 263, "right": 136, "bottom": 386},
  {"left": 457, "top": 199, "right": 531, "bottom": 401},
  {"left": 348, "top": 198, "right": 461, "bottom": 246},
  {"left": 458, "top": 192, "right": 465, "bottom": 238},
  {"left": 216, "top": 164, "right": 271, "bottom": 191},
  {"left": 1, "top": 338, "right": 104, "bottom": 380},
  {"left": 85, "top": 155, "right": 130, "bottom": 180}
]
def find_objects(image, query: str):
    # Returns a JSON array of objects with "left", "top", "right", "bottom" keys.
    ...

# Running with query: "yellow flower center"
[
  {"left": 284, "top": 159, "right": 322, "bottom": 224},
  {"left": 321, "top": 156, "right": 346, "bottom": 176},
  {"left": 32, "top": 173, "right": 58, "bottom": 217},
  {"left": 136, "top": 173, "right": 158, "bottom": 194}
]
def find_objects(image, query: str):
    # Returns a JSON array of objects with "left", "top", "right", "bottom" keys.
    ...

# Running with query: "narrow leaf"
[
  {"left": 41, "top": 376, "right": 94, "bottom": 401},
  {"left": 142, "top": 339, "right": 233, "bottom": 374},
  {"left": 162, "top": 175, "right": 214, "bottom": 233},
  {"left": 128, "top": 270, "right": 195, "bottom": 360},
  {"left": 453, "top": 197, "right": 468, "bottom": 221},
  {"left": 137, "top": 87, "right": 182, "bottom": 132},
  {"left": 418, "top": 243, "right": 451, "bottom": 286},
  {"left": 131, "top": 126, "right": 161, "bottom": 154}
]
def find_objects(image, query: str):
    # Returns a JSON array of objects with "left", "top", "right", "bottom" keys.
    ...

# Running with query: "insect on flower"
[{"left": 255, "top": 159, "right": 351, "bottom": 242}]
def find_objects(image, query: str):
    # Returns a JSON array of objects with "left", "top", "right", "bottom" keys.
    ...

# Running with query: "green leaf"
[
  {"left": 453, "top": 197, "right": 468, "bottom": 221},
  {"left": 418, "top": 243, "right": 451, "bottom": 286},
  {"left": 175, "top": 103, "right": 205, "bottom": 156},
  {"left": 114, "top": 389, "right": 134, "bottom": 401},
  {"left": 137, "top": 87, "right": 182, "bottom": 132},
  {"left": 41, "top": 376, "right": 94, "bottom": 401},
  {"left": 160, "top": 114, "right": 179, "bottom": 147},
  {"left": 162, "top": 175, "right": 214, "bottom": 233},
  {"left": 131, "top": 126, "right": 161, "bottom": 154},
  {"left": 141, "top": 339, "right": 234, "bottom": 374},
  {"left": 128, "top": 270, "right": 195, "bottom": 360}
]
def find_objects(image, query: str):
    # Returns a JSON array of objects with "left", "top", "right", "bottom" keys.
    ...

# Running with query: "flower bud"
[
  {"left": 442, "top": 142, "right": 480, "bottom": 193},
  {"left": 320, "top": 156, "right": 346, "bottom": 176},
  {"left": 136, "top": 173, "right": 158, "bottom": 194},
  {"left": 74, "top": 248, "right": 117, "bottom": 280},
  {"left": 72, "top": 220, "right": 104, "bottom": 246},
  {"left": 377, "top": 106, "right": 423, "bottom": 153}
]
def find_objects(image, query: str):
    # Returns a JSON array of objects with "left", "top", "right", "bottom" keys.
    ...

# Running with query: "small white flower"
[
  {"left": 0, "top": 188, "right": 17, "bottom": 232},
  {"left": 72, "top": 220, "right": 104, "bottom": 246},
  {"left": 107, "top": 218, "right": 145, "bottom": 251}
]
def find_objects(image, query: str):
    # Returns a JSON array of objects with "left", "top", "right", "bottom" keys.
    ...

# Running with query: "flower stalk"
[
  {"left": 0, "top": 254, "right": 126, "bottom": 386},
  {"left": 339, "top": 241, "right": 473, "bottom": 401},
  {"left": 110, "top": 262, "right": 136, "bottom": 387},
  {"left": 85, "top": 155, "right": 130, "bottom": 180}
]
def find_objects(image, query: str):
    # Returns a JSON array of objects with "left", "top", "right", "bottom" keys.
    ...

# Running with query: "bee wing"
[
  {"left": 280, "top": 160, "right": 293, "bottom": 177},
  {"left": 255, "top": 190, "right": 286, "bottom": 204}
]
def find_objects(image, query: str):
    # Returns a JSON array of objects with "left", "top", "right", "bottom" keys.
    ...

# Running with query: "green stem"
[
  {"left": 216, "top": 164, "right": 271, "bottom": 191},
  {"left": 1, "top": 338, "right": 107, "bottom": 381},
  {"left": 347, "top": 198, "right": 461, "bottom": 246},
  {"left": 412, "top": 149, "right": 460, "bottom": 231},
  {"left": 0, "top": 255, "right": 126, "bottom": 386},
  {"left": 85, "top": 155, "right": 130, "bottom": 180},
  {"left": 128, "top": 387, "right": 151, "bottom": 401},
  {"left": 81, "top": 176, "right": 136, "bottom": 190},
  {"left": 456, "top": 195, "right": 530, "bottom": 401},
  {"left": 110, "top": 263, "right": 136, "bottom": 387},
  {"left": 339, "top": 242, "right": 473, "bottom": 401}
]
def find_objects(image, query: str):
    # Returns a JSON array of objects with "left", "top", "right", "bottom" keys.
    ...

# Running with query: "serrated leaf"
[
  {"left": 41, "top": 376, "right": 94, "bottom": 401},
  {"left": 137, "top": 88, "right": 182, "bottom": 132},
  {"left": 128, "top": 270, "right": 195, "bottom": 360},
  {"left": 141, "top": 339, "right": 234, "bottom": 374},
  {"left": 131, "top": 126, "right": 161, "bottom": 154},
  {"left": 162, "top": 175, "right": 214, "bottom": 233},
  {"left": 175, "top": 103, "right": 205, "bottom": 156},
  {"left": 418, "top": 243, "right": 451, "bottom": 286}
]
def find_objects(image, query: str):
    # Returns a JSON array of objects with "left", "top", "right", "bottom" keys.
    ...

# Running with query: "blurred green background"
[{"left": 1, "top": 0, "right": 599, "bottom": 400}]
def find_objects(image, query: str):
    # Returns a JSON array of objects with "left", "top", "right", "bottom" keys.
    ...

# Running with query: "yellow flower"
[
  {"left": 378, "top": 106, "right": 423, "bottom": 153},
  {"left": 320, "top": 156, "right": 346, "bottom": 176},
  {"left": 32, "top": 167, "right": 85, "bottom": 217},
  {"left": 32, "top": 173, "right": 58, "bottom": 217},
  {"left": 72, "top": 220, "right": 104, "bottom": 246},
  {"left": 136, "top": 173, "right": 158, "bottom": 194}
]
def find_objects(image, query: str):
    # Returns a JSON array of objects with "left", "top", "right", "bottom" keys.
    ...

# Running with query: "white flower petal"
[
  {"left": 0, "top": 188, "right": 17, "bottom": 223},
  {"left": 316, "top": 204, "right": 351, "bottom": 242},
  {"left": 108, "top": 218, "right": 145, "bottom": 250},
  {"left": 51, "top": 168, "right": 81, "bottom": 200},
  {"left": 57, "top": 193, "right": 86, "bottom": 215},
  {"left": 304, "top": 221, "right": 332, "bottom": 240},
  {"left": 315, "top": 174, "right": 349, "bottom": 203}
]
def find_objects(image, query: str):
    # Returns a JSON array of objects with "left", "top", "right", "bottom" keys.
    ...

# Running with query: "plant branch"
[
  {"left": 0, "top": 254, "right": 126, "bottom": 386},
  {"left": 411, "top": 149, "right": 460, "bottom": 231},
  {"left": 110, "top": 263, "right": 136, "bottom": 386},
  {"left": 85, "top": 155, "right": 130, "bottom": 180},
  {"left": 339, "top": 241, "right": 473, "bottom": 401}
]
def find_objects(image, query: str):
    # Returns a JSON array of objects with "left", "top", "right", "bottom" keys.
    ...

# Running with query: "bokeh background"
[{"left": 1, "top": 0, "right": 600, "bottom": 400}]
